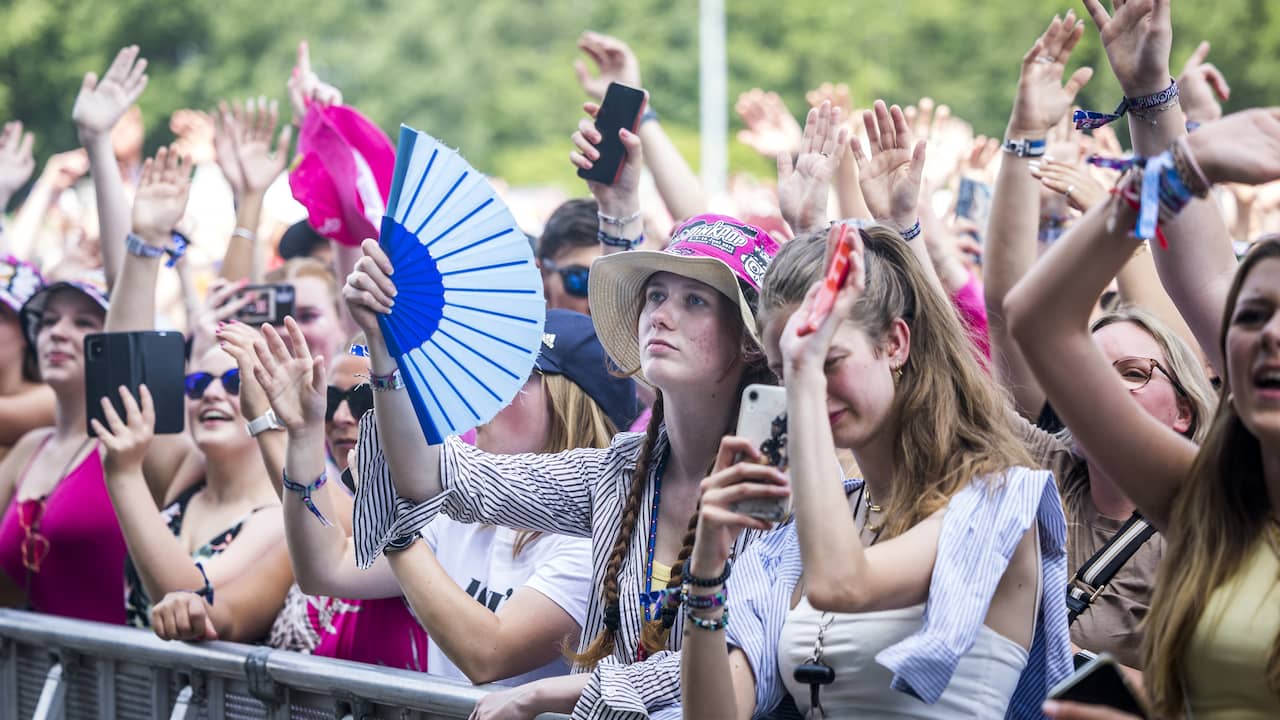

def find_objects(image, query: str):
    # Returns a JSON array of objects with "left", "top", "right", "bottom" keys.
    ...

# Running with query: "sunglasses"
[
  {"left": 540, "top": 258, "right": 589, "bottom": 298},
  {"left": 1113, "top": 357, "right": 1182, "bottom": 394},
  {"left": 184, "top": 369, "right": 242, "bottom": 400},
  {"left": 18, "top": 498, "right": 49, "bottom": 573},
  {"left": 327, "top": 383, "right": 374, "bottom": 422}
]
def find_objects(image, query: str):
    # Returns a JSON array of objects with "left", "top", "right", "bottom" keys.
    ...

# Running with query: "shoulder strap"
[{"left": 1066, "top": 511, "right": 1158, "bottom": 625}]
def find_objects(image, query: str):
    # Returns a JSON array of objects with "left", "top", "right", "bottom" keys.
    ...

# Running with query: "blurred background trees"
[{"left": 1, "top": 0, "right": 1275, "bottom": 189}]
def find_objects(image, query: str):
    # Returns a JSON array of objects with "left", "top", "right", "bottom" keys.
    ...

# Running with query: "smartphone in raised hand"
[
  {"left": 233, "top": 283, "right": 296, "bottom": 326},
  {"left": 731, "top": 384, "right": 790, "bottom": 523},
  {"left": 576, "top": 82, "right": 647, "bottom": 186},
  {"left": 84, "top": 331, "right": 186, "bottom": 436}
]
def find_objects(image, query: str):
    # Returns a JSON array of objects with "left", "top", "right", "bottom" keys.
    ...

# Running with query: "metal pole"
[{"left": 699, "top": 0, "right": 727, "bottom": 195}]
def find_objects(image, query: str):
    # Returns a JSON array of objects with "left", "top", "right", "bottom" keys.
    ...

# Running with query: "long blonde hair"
[
  {"left": 759, "top": 225, "right": 1033, "bottom": 539},
  {"left": 1143, "top": 238, "right": 1280, "bottom": 716}
]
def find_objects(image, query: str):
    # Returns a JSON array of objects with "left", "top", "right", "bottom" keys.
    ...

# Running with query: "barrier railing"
[{"left": 0, "top": 609, "right": 570, "bottom": 720}]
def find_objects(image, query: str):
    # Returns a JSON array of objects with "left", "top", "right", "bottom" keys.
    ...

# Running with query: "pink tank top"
[
  {"left": 0, "top": 440, "right": 127, "bottom": 624},
  {"left": 309, "top": 596, "right": 430, "bottom": 670}
]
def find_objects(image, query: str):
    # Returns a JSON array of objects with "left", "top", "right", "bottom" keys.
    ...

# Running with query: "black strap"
[{"left": 1067, "top": 511, "right": 1158, "bottom": 625}]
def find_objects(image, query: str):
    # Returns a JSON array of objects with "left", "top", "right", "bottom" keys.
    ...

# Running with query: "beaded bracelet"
[
  {"left": 598, "top": 229, "right": 644, "bottom": 250},
  {"left": 684, "top": 605, "right": 729, "bottom": 631},
  {"left": 1170, "top": 137, "right": 1210, "bottom": 198},
  {"left": 682, "top": 586, "right": 728, "bottom": 610},
  {"left": 282, "top": 470, "right": 333, "bottom": 527},
  {"left": 368, "top": 368, "right": 404, "bottom": 392},
  {"left": 597, "top": 208, "right": 643, "bottom": 227},
  {"left": 899, "top": 220, "right": 923, "bottom": 242},
  {"left": 682, "top": 559, "right": 732, "bottom": 587}
]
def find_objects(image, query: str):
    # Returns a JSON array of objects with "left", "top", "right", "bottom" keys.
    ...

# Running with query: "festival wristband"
[
  {"left": 126, "top": 232, "right": 189, "bottom": 268},
  {"left": 281, "top": 470, "right": 333, "bottom": 527},
  {"left": 1074, "top": 78, "right": 1179, "bottom": 130},
  {"left": 368, "top": 368, "right": 404, "bottom": 392},
  {"left": 682, "top": 586, "right": 728, "bottom": 610},
  {"left": 1001, "top": 137, "right": 1046, "bottom": 158},
  {"left": 598, "top": 229, "right": 644, "bottom": 250},
  {"left": 899, "top": 219, "right": 923, "bottom": 242}
]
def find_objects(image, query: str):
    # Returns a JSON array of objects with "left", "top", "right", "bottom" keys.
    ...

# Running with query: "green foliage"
[{"left": 0, "top": 0, "right": 1273, "bottom": 190}]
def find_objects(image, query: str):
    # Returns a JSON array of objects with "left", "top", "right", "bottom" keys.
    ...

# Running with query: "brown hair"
[
  {"left": 1143, "top": 238, "right": 1280, "bottom": 716},
  {"left": 571, "top": 276, "right": 774, "bottom": 668},
  {"left": 759, "top": 225, "right": 1033, "bottom": 539}
]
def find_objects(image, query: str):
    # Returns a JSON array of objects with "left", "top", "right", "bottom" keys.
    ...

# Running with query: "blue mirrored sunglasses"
[{"left": 184, "top": 369, "right": 241, "bottom": 400}]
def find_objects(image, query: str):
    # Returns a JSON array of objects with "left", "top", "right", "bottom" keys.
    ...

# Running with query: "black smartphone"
[
  {"left": 576, "top": 82, "right": 646, "bottom": 185},
  {"left": 233, "top": 283, "right": 296, "bottom": 325},
  {"left": 1048, "top": 653, "right": 1148, "bottom": 718},
  {"left": 84, "top": 332, "right": 186, "bottom": 436}
]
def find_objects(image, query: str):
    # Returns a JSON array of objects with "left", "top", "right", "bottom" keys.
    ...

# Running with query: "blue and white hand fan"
[{"left": 377, "top": 126, "right": 545, "bottom": 444}]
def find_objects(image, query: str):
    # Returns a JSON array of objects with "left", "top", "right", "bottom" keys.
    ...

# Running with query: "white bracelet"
[{"left": 232, "top": 227, "right": 257, "bottom": 241}]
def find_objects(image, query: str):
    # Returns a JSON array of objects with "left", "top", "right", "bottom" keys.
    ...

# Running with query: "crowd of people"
[{"left": 0, "top": 0, "right": 1277, "bottom": 718}]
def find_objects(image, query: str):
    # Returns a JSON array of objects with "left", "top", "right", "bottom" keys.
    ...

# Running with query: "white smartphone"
[{"left": 731, "top": 383, "right": 791, "bottom": 522}]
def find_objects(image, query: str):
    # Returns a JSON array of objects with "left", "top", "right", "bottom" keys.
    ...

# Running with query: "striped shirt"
[
  {"left": 353, "top": 413, "right": 763, "bottom": 719},
  {"left": 725, "top": 469, "right": 1071, "bottom": 720}
]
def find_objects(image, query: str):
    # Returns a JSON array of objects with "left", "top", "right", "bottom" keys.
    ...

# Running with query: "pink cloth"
[
  {"left": 309, "top": 596, "right": 430, "bottom": 670},
  {"left": 950, "top": 269, "right": 991, "bottom": 363},
  {"left": 0, "top": 448, "right": 126, "bottom": 624},
  {"left": 629, "top": 406, "right": 652, "bottom": 433}
]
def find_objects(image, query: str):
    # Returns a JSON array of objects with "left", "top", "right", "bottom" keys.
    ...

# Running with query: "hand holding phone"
[
  {"left": 731, "top": 384, "right": 791, "bottom": 522},
  {"left": 1048, "top": 653, "right": 1148, "bottom": 719},
  {"left": 233, "top": 284, "right": 296, "bottom": 326},
  {"left": 576, "top": 82, "right": 647, "bottom": 186},
  {"left": 798, "top": 223, "right": 851, "bottom": 337},
  {"left": 85, "top": 332, "right": 186, "bottom": 436}
]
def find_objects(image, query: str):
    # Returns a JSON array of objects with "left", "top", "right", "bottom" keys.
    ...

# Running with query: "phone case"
[
  {"left": 1048, "top": 653, "right": 1148, "bottom": 718},
  {"left": 84, "top": 332, "right": 187, "bottom": 436},
  {"left": 576, "top": 82, "right": 646, "bottom": 185},
  {"left": 234, "top": 284, "right": 296, "bottom": 326},
  {"left": 732, "top": 384, "right": 791, "bottom": 522}
]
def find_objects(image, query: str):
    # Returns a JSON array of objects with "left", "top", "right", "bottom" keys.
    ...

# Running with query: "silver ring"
[
  {"left": 1065, "top": 184, "right": 1075, "bottom": 199},
  {"left": 819, "top": 151, "right": 832, "bottom": 158},
  {"left": 1035, "top": 56, "right": 1054, "bottom": 64}
]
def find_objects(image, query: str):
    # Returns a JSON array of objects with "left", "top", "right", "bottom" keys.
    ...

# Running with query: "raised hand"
[
  {"left": 1009, "top": 12, "right": 1094, "bottom": 137},
  {"left": 573, "top": 31, "right": 642, "bottom": 102},
  {"left": 806, "top": 82, "right": 854, "bottom": 119},
  {"left": 248, "top": 317, "right": 325, "bottom": 434},
  {"left": 689, "top": 436, "right": 789, "bottom": 577},
  {"left": 92, "top": 385, "right": 156, "bottom": 476},
  {"left": 852, "top": 100, "right": 926, "bottom": 230},
  {"left": 131, "top": 146, "right": 192, "bottom": 243},
  {"left": 40, "top": 149, "right": 91, "bottom": 192},
  {"left": 0, "top": 121, "right": 35, "bottom": 205},
  {"left": 1082, "top": 0, "right": 1173, "bottom": 97},
  {"left": 213, "top": 102, "right": 244, "bottom": 197},
  {"left": 569, "top": 100, "right": 645, "bottom": 215},
  {"left": 232, "top": 98, "right": 292, "bottom": 195},
  {"left": 1186, "top": 108, "right": 1280, "bottom": 187},
  {"left": 72, "top": 46, "right": 149, "bottom": 143},
  {"left": 1178, "top": 41, "right": 1230, "bottom": 124},
  {"left": 964, "top": 135, "right": 1002, "bottom": 185},
  {"left": 287, "top": 41, "right": 343, "bottom": 124},
  {"left": 211, "top": 320, "right": 273, "bottom": 421},
  {"left": 1030, "top": 157, "right": 1107, "bottom": 212},
  {"left": 169, "top": 109, "right": 216, "bottom": 166},
  {"left": 189, "top": 279, "right": 252, "bottom": 348},
  {"left": 735, "top": 89, "right": 803, "bottom": 160},
  {"left": 777, "top": 102, "right": 847, "bottom": 235},
  {"left": 342, "top": 238, "right": 397, "bottom": 342}
]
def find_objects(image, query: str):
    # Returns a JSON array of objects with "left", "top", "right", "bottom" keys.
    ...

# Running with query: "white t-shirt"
[{"left": 419, "top": 515, "right": 592, "bottom": 686}]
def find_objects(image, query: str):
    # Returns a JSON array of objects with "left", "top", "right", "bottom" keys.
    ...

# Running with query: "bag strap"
[{"left": 1066, "top": 511, "right": 1158, "bottom": 625}]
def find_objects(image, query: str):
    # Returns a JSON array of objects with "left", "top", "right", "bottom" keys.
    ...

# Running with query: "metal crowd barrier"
[{"left": 0, "top": 609, "right": 570, "bottom": 720}]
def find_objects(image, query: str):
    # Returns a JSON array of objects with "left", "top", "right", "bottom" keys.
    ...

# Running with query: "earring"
[{"left": 892, "top": 365, "right": 904, "bottom": 383}]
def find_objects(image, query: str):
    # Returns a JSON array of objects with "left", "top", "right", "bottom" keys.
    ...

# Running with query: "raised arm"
[
  {"left": 1082, "top": 0, "right": 1236, "bottom": 373},
  {"left": 71, "top": 46, "right": 148, "bottom": 289},
  {"left": 1006, "top": 108, "right": 1280, "bottom": 529},
  {"left": 236, "top": 318, "right": 402, "bottom": 598},
  {"left": 807, "top": 82, "right": 872, "bottom": 221},
  {"left": 985, "top": 13, "right": 1093, "bottom": 417},
  {"left": 104, "top": 146, "right": 191, "bottom": 333},
  {"left": 776, "top": 101, "right": 846, "bottom": 236},
  {"left": 0, "top": 121, "right": 35, "bottom": 253},
  {"left": 574, "top": 31, "right": 707, "bottom": 221},
  {"left": 6, "top": 149, "right": 90, "bottom": 263},
  {"left": 216, "top": 100, "right": 291, "bottom": 283},
  {"left": 570, "top": 100, "right": 646, "bottom": 256}
]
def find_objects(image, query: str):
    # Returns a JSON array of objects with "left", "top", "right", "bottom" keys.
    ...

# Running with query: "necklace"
[{"left": 863, "top": 486, "right": 883, "bottom": 535}]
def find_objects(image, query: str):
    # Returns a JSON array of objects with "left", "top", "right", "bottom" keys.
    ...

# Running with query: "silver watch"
[{"left": 246, "top": 409, "right": 286, "bottom": 437}]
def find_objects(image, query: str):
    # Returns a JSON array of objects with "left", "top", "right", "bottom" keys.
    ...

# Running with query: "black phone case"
[
  {"left": 234, "top": 283, "right": 296, "bottom": 326},
  {"left": 576, "top": 82, "right": 646, "bottom": 185},
  {"left": 1051, "top": 659, "right": 1148, "bottom": 718},
  {"left": 84, "top": 331, "right": 187, "bottom": 436}
]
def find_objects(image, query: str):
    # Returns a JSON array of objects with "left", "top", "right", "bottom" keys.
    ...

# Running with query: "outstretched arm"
[
  {"left": 986, "top": 13, "right": 1093, "bottom": 417},
  {"left": 575, "top": 31, "right": 706, "bottom": 221},
  {"left": 0, "top": 121, "right": 35, "bottom": 254},
  {"left": 72, "top": 46, "right": 149, "bottom": 289},
  {"left": 217, "top": 100, "right": 292, "bottom": 283}
]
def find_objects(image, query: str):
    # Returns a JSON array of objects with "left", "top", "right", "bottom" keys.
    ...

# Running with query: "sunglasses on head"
[
  {"left": 327, "top": 383, "right": 374, "bottom": 422},
  {"left": 184, "top": 369, "right": 241, "bottom": 400},
  {"left": 540, "top": 258, "right": 590, "bottom": 298}
]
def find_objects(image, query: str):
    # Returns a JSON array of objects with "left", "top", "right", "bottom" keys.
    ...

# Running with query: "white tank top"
[{"left": 778, "top": 598, "right": 1028, "bottom": 718}]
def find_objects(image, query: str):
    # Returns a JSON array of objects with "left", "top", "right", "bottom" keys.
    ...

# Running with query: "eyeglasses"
[
  {"left": 18, "top": 498, "right": 49, "bottom": 573},
  {"left": 184, "top": 369, "right": 242, "bottom": 400},
  {"left": 326, "top": 383, "right": 373, "bottom": 422},
  {"left": 1113, "top": 357, "right": 1182, "bottom": 394},
  {"left": 540, "top": 258, "right": 590, "bottom": 298}
]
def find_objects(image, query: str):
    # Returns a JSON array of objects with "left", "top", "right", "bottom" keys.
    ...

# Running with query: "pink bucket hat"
[
  {"left": 288, "top": 105, "right": 395, "bottom": 247},
  {"left": 587, "top": 213, "right": 780, "bottom": 375}
]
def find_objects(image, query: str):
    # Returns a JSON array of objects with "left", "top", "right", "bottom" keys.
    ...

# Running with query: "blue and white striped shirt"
[{"left": 725, "top": 468, "right": 1071, "bottom": 719}]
